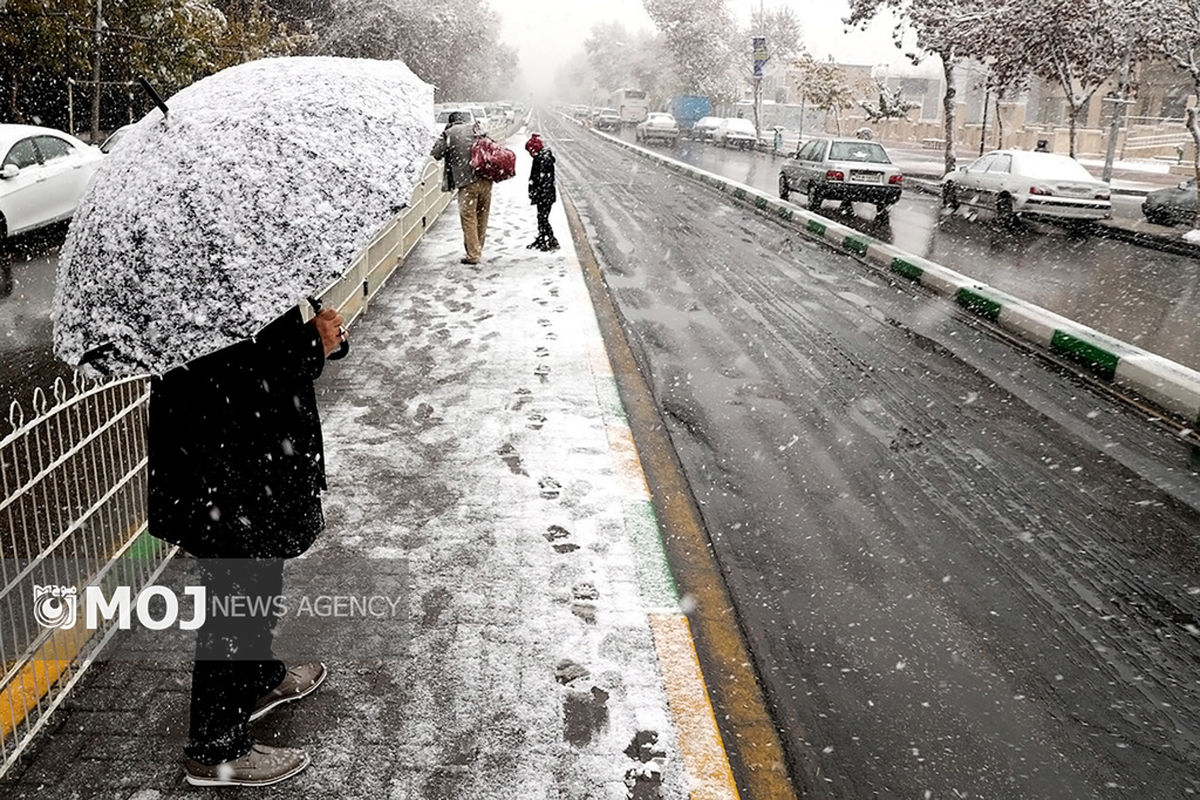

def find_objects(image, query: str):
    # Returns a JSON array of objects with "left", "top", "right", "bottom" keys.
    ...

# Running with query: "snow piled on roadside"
[
  {"left": 54, "top": 56, "right": 436, "bottom": 378},
  {"left": 1183, "top": 229, "right": 1200, "bottom": 244}
]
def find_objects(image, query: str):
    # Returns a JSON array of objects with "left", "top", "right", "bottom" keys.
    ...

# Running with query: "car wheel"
[
  {"left": 874, "top": 202, "right": 890, "bottom": 217},
  {"left": 778, "top": 174, "right": 790, "bottom": 201},
  {"left": 941, "top": 182, "right": 959, "bottom": 210},
  {"left": 808, "top": 183, "right": 823, "bottom": 211},
  {"left": 996, "top": 194, "right": 1015, "bottom": 223}
]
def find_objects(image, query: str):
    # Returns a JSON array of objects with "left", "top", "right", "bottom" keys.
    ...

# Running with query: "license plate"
[{"left": 851, "top": 171, "right": 882, "bottom": 184}]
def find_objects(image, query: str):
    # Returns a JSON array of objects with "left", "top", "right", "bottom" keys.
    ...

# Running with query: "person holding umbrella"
[
  {"left": 150, "top": 303, "right": 345, "bottom": 786},
  {"left": 525, "top": 133, "right": 559, "bottom": 252},
  {"left": 431, "top": 110, "right": 493, "bottom": 264},
  {"left": 52, "top": 57, "right": 439, "bottom": 787}
]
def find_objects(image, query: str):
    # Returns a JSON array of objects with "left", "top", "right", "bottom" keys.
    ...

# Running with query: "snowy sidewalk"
[{"left": 0, "top": 143, "right": 737, "bottom": 799}]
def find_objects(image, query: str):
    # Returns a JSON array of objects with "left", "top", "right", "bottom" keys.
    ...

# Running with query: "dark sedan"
[{"left": 1142, "top": 178, "right": 1196, "bottom": 225}]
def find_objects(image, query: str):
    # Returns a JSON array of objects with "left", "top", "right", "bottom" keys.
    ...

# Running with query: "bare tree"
[
  {"left": 1147, "top": 0, "right": 1200, "bottom": 229},
  {"left": 845, "top": 0, "right": 988, "bottom": 173}
]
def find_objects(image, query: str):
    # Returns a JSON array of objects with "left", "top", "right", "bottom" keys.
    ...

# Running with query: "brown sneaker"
[
  {"left": 250, "top": 661, "right": 327, "bottom": 722},
  {"left": 184, "top": 743, "right": 309, "bottom": 787}
]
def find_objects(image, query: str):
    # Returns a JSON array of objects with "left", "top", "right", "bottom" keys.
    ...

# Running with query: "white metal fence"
[{"left": 0, "top": 150, "right": 462, "bottom": 776}]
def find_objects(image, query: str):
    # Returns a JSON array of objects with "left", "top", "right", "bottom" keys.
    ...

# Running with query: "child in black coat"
[{"left": 525, "top": 133, "right": 559, "bottom": 251}]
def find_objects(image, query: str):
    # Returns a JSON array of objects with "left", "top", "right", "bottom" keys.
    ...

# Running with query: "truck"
[{"left": 670, "top": 95, "right": 712, "bottom": 131}]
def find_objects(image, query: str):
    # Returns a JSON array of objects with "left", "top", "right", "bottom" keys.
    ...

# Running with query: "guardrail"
[{"left": 0, "top": 146, "right": 466, "bottom": 776}]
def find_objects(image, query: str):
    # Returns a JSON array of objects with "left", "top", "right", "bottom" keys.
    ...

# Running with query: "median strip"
[{"left": 586, "top": 126, "right": 1200, "bottom": 427}]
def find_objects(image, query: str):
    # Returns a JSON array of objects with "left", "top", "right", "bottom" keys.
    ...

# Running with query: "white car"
[
  {"left": 435, "top": 108, "right": 476, "bottom": 126},
  {"left": 635, "top": 113, "right": 679, "bottom": 144},
  {"left": 690, "top": 116, "right": 722, "bottom": 141},
  {"left": 941, "top": 149, "right": 1112, "bottom": 222},
  {"left": 712, "top": 118, "right": 757, "bottom": 149},
  {"left": 1, "top": 124, "right": 103, "bottom": 239}
]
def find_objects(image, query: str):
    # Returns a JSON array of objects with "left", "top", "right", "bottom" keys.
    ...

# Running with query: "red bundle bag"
[{"left": 469, "top": 136, "right": 516, "bottom": 182}]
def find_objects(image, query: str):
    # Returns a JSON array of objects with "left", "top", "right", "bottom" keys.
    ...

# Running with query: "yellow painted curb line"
[{"left": 650, "top": 613, "right": 740, "bottom": 800}]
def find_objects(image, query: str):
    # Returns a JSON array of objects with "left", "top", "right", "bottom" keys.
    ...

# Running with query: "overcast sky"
[{"left": 492, "top": 0, "right": 908, "bottom": 98}]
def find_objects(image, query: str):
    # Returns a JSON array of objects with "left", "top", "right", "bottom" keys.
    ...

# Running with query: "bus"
[{"left": 610, "top": 89, "right": 649, "bottom": 124}]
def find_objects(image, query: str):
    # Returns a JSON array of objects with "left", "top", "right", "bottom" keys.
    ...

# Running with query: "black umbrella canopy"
[{"left": 53, "top": 56, "right": 436, "bottom": 378}]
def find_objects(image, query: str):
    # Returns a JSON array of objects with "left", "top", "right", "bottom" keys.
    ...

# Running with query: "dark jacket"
[
  {"left": 147, "top": 307, "right": 327, "bottom": 559},
  {"left": 528, "top": 148, "right": 556, "bottom": 206},
  {"left": 431, "top": 122, "right": 480, "bottom": 192}
]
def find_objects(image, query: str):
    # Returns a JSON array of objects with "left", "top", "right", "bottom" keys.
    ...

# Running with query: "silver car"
[
  {"left": 778, "top": 137, "right": 903, "bottom": 213},
  {"left": 635, "top": 113, "right": 679, "bottom": 144}
]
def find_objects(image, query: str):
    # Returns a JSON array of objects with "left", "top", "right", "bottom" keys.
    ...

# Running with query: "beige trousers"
[{"left": 457, "top": 179, "right": 493, "bottom": 262}]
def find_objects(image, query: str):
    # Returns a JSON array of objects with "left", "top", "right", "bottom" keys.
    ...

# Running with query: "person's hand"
[{"left": 313, "top": 307, "right": 346, "bottom": 358}]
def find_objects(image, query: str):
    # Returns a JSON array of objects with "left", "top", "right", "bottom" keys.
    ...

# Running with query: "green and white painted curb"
[{"left": 588, "top": 127, "right": 1200, "bottom": 427}]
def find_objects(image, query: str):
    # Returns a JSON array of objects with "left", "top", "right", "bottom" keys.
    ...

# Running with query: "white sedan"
[
  {"left": 712, "top": 118, "right": 757, "bottom": 149},
  {"left": 1, "top": 124, "right": 103, "bottom": 239},
  {"left": 635, "top": 113, "right": 679, "bottom": 144},
  {"left": 941, "top": 149, "right": 1112, "bottom": 222}
]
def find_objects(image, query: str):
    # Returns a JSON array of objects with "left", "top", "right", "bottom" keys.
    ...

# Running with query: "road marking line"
[{"left": 650, "top": 613, "right": 741, "bottom": 800}]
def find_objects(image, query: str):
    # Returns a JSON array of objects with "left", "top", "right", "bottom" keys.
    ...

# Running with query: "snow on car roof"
[
  {"left": 1009, "top": 151, "right": 1098, "bottom": 181},
  {"left": 0, "top": 123, "right": 86, "bottom": 151}
]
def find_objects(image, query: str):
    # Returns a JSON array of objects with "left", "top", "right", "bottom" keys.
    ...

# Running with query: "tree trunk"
[
  {"left": 1189, "top": 102, "right": 1200, "bottom": 231},
  {"left": 941, "top": 55, "right": 956, "bottom": 174},
  {"left": 1068, "top": 104, "right": 1078, "bottom": 158},
  {"left": 995, "top": 95, "right": 1004, "bottom": 150}
]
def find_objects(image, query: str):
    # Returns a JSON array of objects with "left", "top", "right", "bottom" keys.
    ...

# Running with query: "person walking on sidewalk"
[
  {"left": 432, "top": 110, "right": 493, "bottom": 264},
  {"left": 147, "top": 304, "right": 346, "bottom": 787},
  {"left": 525, "top": 133, "right": 559, "bottom": 251}
]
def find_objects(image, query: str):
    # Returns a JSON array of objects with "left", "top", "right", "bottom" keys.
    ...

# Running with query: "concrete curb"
[{"left": 588, "top": 126, "right": 1200, "bottom": 427}]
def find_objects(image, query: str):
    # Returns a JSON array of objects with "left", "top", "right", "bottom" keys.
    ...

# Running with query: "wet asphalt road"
[
  {"left": 0, "top": 227, "right": 72, "bottom": 431},
  {"left": 606, "top": 126, "right": 1200, "bottom": 373},
  {"left": 543, "top": 112, "right": 1200, "bottom": 799}
]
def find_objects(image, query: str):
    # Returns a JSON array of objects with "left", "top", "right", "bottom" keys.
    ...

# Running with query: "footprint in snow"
[
  {"left": 527, "top": 412, "right": 547, "bottom": 430},
  {"left": 535, "top": 346, "right": 550, "bottom": 358},
  {"left": 534, "top": 364, "right": 551, "bottom": 381},
  {"left": 571, "top": 582, "right": 599, "bottom": 624},
  {"left": 497, "top": 442, "right": 527, "bottom": 476},
  {"left": 537, "top": 318, "right": 552, "bottom": 327},
  {"left": 538, "top": 476, "right": 562, "bottom": 499},
  {"left": 543, "top": 524, "right": 576, "bottom": 552},
  {"left": 556, "top": 659, "right": 609, "bottom": 746}
]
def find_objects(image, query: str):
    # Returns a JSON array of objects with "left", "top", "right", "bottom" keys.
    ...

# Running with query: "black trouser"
[
  {"left": 534, "top": 201, "right": 557, "bottom": 248},
  {"left": 185, "top": 557, "right": 287, "bottom": 765}
]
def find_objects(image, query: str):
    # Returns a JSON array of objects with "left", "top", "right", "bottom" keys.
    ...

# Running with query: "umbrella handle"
[{"left": 307, "top": 297, "right": 350, "bottom": 361}]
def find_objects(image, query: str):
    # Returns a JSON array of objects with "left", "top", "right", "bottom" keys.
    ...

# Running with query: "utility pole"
[
  {"left": 752, "top": 0, "right": 766, "bottom": 143},
  {"left": 90, "top": 0, "right": 103, "bottom": 143},
  {"left": 1102, "top": 46, "right": 1134, "bottom": 184}
]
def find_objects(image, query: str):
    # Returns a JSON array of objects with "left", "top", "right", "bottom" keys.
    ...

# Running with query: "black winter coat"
[
  {"left": 529, "top": 149, "right": 556, "bottom": 206},
  {"left": 147, "top": 307, "right": 327, "bottom": 559}
]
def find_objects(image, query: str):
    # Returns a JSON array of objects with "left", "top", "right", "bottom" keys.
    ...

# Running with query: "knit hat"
[{"left": 525, "top": 133, "right": 544, "bottom": 155}]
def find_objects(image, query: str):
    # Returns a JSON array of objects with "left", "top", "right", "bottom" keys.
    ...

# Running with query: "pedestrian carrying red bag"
[{"left": 469, "top": 135, "right": 516, "bottom": 182}]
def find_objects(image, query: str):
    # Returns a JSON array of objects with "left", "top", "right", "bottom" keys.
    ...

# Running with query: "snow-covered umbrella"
[{"left": 53, "top": 56, "right": 437, "bottom": 378}]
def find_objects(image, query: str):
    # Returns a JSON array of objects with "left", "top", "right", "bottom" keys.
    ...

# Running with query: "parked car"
[
  {"left": 1142, "top": 178, "right": 1196, "bottom": 226},
  {"left": 435, "top": 108, "right": 476, "bottom": 126},
  {"left": 635, "top": 113, "right": 680, "bottom": 145},
  {"left": 690, "top": 116, "right": 723, "bottom": 141},
  {"left": 594, "top": 108, "right": 622, "bottom": 131},
  {"left": 712, "top": 117, "right": 757, "bottom": 149},
  {"left": 941, "top": 149, "right": 1112, "bottom": 222},
  {"left": 0, "top": 124, "right": 103, "bottom": 239},
  {"left": 778, "top": 137, "right": 903, "bottom": 213}
]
